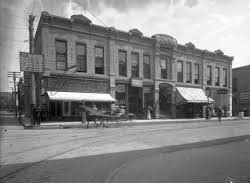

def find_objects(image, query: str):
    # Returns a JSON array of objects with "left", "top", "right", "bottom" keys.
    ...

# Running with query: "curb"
[{"left": 22, "top": 117, "right": 250, "bottom": 130}]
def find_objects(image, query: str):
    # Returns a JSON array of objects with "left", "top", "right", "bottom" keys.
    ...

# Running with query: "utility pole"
[
  {"left": 13, "top": 72, "right": 17, "bottom": 117},
  {"left": 8, "top": 72, "right": 21, "bottom": 117},
  {"left": 28, "top": 14, "right": 36, "bottom": 121}
]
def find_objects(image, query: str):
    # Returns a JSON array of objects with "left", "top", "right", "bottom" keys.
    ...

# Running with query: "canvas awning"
[
  {"left": 176, "top": 87, "right": 214, "bottom": 105},
  {"left": 47, "top": 91, "right": 116, "bottom": 102}
]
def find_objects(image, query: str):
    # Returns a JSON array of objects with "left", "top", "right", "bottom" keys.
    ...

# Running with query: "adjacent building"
[
  {"left": 22, "top": 12, "right": 233, "bottom": 120},
  {"left": 232, "top": 65, "right": 250, "bottom": 117}
]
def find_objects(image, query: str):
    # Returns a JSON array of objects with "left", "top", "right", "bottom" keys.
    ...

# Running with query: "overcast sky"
[{"left": 1, "top": 0, "right": 250, "bottom": 92}]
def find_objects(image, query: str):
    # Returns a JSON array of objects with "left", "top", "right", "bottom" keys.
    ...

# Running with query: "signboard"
[
  {"left": 217, "top": 88, "right": 228, "bottom": 94},
  {"left": 131, "top": 78, "right": 143, "bottom": 87},
  {"left": 20, "top": 52, "right": 44, "bottom": 72},
  {"left": 116, "top": 85, "right": 125, "bottom": 93}
]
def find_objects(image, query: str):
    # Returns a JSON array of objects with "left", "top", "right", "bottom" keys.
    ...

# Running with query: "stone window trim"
[
  {"left": 207, "top": 65, "right": 212, "bottom": 86},
  {"left": 194, "top": 63, "right": 199, "bottom": 84},
  {"left": 55, "top": 39, "right": 67, "bottom": 71},
  {"left": 186, "top": 61, "right": 192, "bottom": 83},
  {"left": 177, "top": 60, "right": 183, "bottom": 83},
  {"left": 94, "top": 46, "right": 105, "bottom": 75},
  {"left": 215, "top": 67, "right": 220, "bottom": 86},
  {"left": 118, "top": 49, "right": 127, "bottom": 77},
  {"left": 143, "top": 54, "right": 151, "bottom": 79},
  {"left": 76, "top": 42, "right": 87, "bottom": 72},
  {"left": 131, "top": 51, "right": 139, "bottom": 78}
]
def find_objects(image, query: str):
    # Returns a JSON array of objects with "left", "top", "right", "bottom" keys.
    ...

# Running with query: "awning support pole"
[{"left": 82, "top": 101, "right": 86, "bottom": 124}]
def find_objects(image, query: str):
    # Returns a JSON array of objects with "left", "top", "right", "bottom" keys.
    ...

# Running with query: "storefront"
[
  {"left": 45, "top": 91, "right": 116, "bottom": 121},
  {"left": 115, "top": 79, "right": 154, "bottom": 117},
  {"left": 176, "top": 87, "right": 214, "bottom": 118}
]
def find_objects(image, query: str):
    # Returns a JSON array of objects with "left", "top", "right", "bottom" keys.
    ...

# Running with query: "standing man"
[
  {"left": 36, "top": 104, "right": 41, "bottom": 126},
  {"left": 217, "top": 106, "right": 222, "bottom": 122}
]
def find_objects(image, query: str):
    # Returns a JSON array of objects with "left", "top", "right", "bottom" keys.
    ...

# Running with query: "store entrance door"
[{"left": 128, "top": 86, "right": 142, "bottom": 113}]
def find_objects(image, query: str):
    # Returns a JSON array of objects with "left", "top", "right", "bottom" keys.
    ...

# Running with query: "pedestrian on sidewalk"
[
  {"left": 217, "top": 106, "right": 222, "bottom": 122},
  {"left": 36, "top": 104, "right": 41, "bottom": 126},
  {"left": 147, "top": 105, "right": 153, "bottom": 120}
]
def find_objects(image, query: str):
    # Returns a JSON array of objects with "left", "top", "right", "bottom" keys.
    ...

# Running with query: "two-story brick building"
[{"left": 23, "top": 12, "right": 233, "bottom": 120}]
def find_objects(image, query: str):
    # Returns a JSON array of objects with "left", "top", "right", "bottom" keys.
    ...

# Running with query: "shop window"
[
  {"left": 116, "top": 84, "right": 126, "bottom": 106},
  {"left": 55, "top": 40, "right": 67, "bottom": 70},
  {"left": 131, "top": 52, "right": 139, "bottom": 77},
  {"left": 177, "top": 61, "right": 183, "bottom": 82},
  {"left": 160, "top": 59, "right": 168, "bottom": 79},
  {"left": 215, "top": 67, "right": 220, "bottom": 86},
  {"left": 186, "top": 62, "right": 191, "bottom": 83},
  {"left": 95, "top": 46, "right": 104, "bottom": 74},
  {"left": 63, "top": 101, "right": 70, "bottom": 116},
  {"left": 71, "top": 102, "right": 81, "bottom": 116},
  {"left": 194, "top": 64, "right": 199, "bottom": 84},
  {"left": 76, "top": 43, "right": 87, "bottom": 72},
  {"left": 118, "top": 50, "right": 127, "bottom": 77},
  {"left": 143, "top": 55, "right": 150, "bottom": 79},
  {"left": 222, "top": 68, "right": 227, "bottom": 87},
  {"left": 207, "top": 65, "right": 212, "bottom": 85}
]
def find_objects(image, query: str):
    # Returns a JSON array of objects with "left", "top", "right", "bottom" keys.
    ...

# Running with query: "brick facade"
[{"left": 23, "top": 11, "right": 233, "bottom": 119}]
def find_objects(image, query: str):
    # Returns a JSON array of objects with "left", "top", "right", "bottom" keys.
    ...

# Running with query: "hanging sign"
[
  {"left": 131, "top": 78, "right": 143, "bottom": 87},
  {"left": 116, "top": 85, "right": 125, "bottom": 93},
  {"left": 20, "top": 52, "right": 44, "bottom": 72}
]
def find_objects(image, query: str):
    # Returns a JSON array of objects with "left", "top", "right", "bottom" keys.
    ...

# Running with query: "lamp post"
[{"left": 205, "top": 87, "right": 211, "bottom": 119}]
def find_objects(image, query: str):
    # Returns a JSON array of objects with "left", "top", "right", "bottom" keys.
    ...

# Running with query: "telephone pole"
[
  {"left": 28, "top": 14, "right": 36, "bottom": 110},
  {"left": 8, "top": 71, "right": 21, "bottom": 117}
]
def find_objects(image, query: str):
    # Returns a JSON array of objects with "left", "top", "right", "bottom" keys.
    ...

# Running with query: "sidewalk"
[{"left": 21, "top": 115, "right": 250, "bottom": 129}]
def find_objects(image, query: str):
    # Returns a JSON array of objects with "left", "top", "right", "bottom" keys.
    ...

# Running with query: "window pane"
[
  {"left": 207, "top": 65, "right": 212, "bottom": 85},
  {"left": 215, "top": 67, "right": 220, "bottom": 86},
  {"left": 194, "top": 64, "right": 199, "bottom": 84},
  {"left": 143, "top": 55, "right": 150, "bottom": 79},
  {"left": 177, "top": 61, "right": 183, "bottom": 82},
  {"left": 186, "top": 62, "right": 191, "bottom": 83},
  {"left": 119, "top": 50, "right": 127, "bottom": 76},
  {"left": 76, "top": 43, "right": 87, "bottom": 72},
  {"left": 161, "top": 59, "right": 167, "bottom": 79},
  {"left": 56, "top": 41, "right": 66, "bottom": 53},
  {"left": 95, "top": 47, "right": 104, "bottom": 74},
  {"left": 131, "top": 52, "right": 139, "bottom": 77},
  {"left": 56, "top": 40, "right": 67, "bottom": 71},
  {"left": 95, "top": 47, "right": 103, "bottom": 57}
]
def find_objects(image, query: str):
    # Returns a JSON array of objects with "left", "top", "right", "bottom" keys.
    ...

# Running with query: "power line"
[{"left": 86, "top": 9, "right": 108, "bottom": 27}]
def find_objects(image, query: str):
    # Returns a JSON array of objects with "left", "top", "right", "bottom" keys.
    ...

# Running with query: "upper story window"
[
  {"left": 95, "top": 46, "right": 104, "bottom": 74},
  {"left": 76, "top": 43, "right": 87, "bottom": 72},
  {"left": 160, "top": 58, "right": 168, "bottom": 79},
  {"left": 222, "top": 68, "right": 227, "bottom": 87},
  {"left": 131, "top": 52, "right": 139, "bottom": 77},
  {"left": 194, "top": 63, "right": 199, "bottom": 84},
  {"left": 186, "top": 62, "right": 191, "bottom": 83},
  {"left": 55, "top": 40, "right": 67, "bottom": 71},
  {"left": 177, "top": 61, "right": 183, "bottom": 82},
  {"left": 118, "top": 50, "right": 127, "bottom": 77},
  {"left": 207, "top": 65, "right": 212, "bottom": 85},
  {"left": 143, "top": 55, "right": 150, "bottom": 79},
  {"left": 215, "top": 67, "right": 220, "bottom": 86}
]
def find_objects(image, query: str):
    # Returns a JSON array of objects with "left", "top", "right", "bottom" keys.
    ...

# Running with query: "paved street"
[{"left": 1, "top": 116, "right": 250, "bottom": 183}]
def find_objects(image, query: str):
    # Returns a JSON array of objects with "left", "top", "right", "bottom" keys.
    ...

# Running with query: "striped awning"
[
  {"left": 176, "top": 87, "right": 214, "bottom": 105},
  {"left": 47, "top": 91, "right": 116, "bottom": 102}
]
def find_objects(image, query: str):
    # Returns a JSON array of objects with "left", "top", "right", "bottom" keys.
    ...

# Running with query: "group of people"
[{"left": 33, "top": 104, "right": 41, "bottom": 126}]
